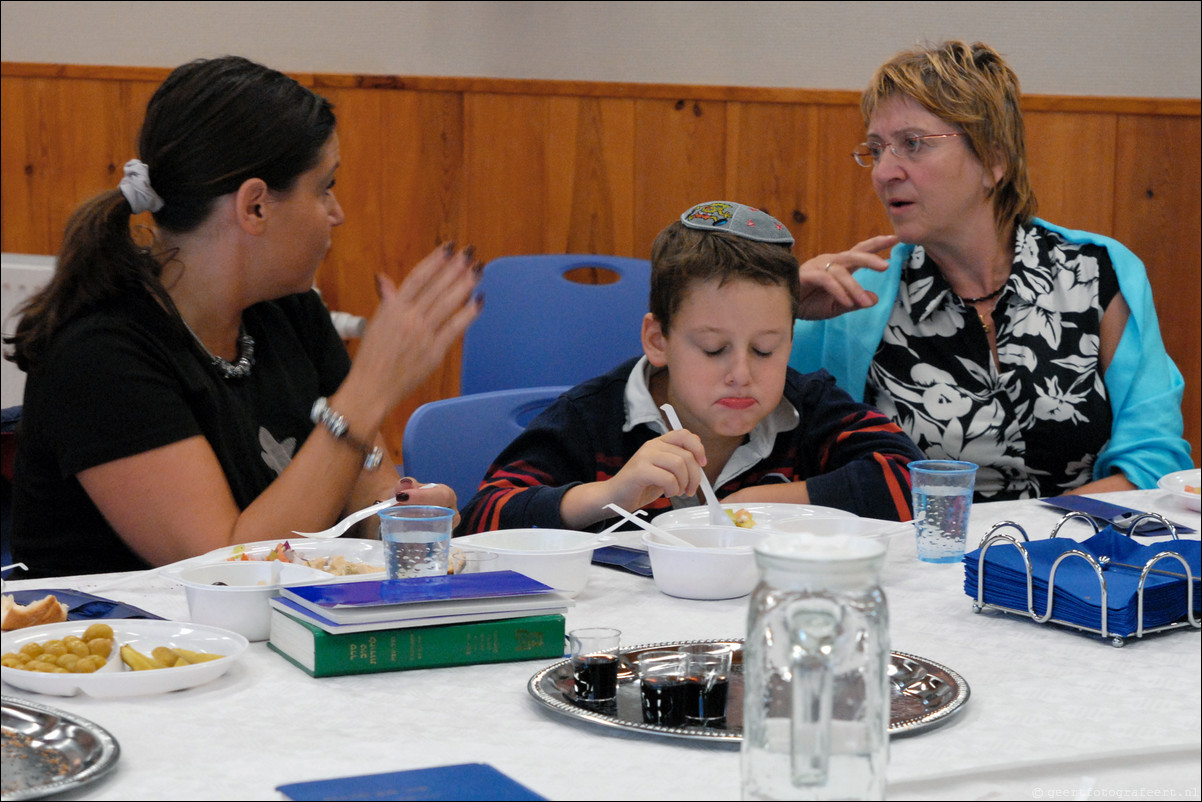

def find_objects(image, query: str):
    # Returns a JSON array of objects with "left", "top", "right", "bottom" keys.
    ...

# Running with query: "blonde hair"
[{"left": 862, "top": 40, "right": 1037, "bottom": 232}]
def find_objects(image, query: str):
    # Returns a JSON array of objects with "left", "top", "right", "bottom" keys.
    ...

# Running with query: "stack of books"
[{"left": 268, "top": 571, "right": 572, "bottom": 677}]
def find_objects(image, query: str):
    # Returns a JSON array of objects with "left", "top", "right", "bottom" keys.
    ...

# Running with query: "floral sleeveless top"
[{"left": 865, "top": 223, "right": 1118, "bottom": 501}]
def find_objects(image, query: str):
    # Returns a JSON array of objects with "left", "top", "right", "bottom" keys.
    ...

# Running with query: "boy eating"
[{"left": 459, "top": 201, "right": 922, "bottom": 533}]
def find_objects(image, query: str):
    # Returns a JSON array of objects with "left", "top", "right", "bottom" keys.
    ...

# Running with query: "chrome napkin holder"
[{"left": 971, "top": 511, "right": 1200, "bottom": 647}]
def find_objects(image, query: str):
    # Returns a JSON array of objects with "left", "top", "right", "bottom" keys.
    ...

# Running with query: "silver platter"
[
  {"left": 2, "top": 696, "right": 120, "bottom": 800},
  {"left": 527, "top": 639, "right": 969, "bottom": 743}
]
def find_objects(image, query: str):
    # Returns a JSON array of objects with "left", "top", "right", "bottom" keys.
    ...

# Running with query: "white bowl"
[
  {"left": 452, "top": 529, "right": 606, "bottom": 596},
  {"left": 766, "top": 516, "right": 909, "bottom": 557},
  {"left": 653, "top": 502, "right": 854, "bottom": 530},
  {"left": 642, "top": 525, "right": 767, "bottom": 600},
  {"left": 167, "top": 561, "right": 333, "bottom": 642},
  {"left": 1158, "top": 468, "right": 1201, "bottom": 512}
]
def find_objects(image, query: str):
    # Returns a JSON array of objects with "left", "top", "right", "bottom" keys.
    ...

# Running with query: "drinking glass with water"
[
  {"left": 907, "top": 460, "right": 978, "bottom": 563},
  {"left": 378, "top": 506, "right": 455, "bottom": 578}
]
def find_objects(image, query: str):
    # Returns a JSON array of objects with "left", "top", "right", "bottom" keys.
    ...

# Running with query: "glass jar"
[{"left": 741, "top": 533, "right": 890, "bottom": 800}]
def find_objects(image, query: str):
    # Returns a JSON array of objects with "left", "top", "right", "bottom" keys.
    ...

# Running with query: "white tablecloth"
[{"left": 4, "top": 490, "right": 1200, "bottom": 800}]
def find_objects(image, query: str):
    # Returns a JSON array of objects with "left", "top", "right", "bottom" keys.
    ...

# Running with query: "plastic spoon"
[
  {"left": 604, "top": 503, "right": 696, "bottom": 547},
  {"left": 660, "top": 403, "right": 727, "bottom": 526}
]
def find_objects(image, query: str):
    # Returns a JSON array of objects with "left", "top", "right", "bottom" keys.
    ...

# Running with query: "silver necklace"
[{"left": 180, "top": 316, "right": 255, "bottom": 380}]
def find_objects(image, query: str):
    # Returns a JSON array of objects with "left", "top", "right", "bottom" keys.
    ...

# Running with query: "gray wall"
[{"left": 2, "top": 1, "right": 1199, "bottom": 98}]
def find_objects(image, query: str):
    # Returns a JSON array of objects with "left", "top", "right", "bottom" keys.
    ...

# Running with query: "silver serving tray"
[
  {"left": 527, "top": 639, "right": 969, "bottom": 743},
  {"left": 2, "top": 696, "right": 120, "bottom": 800}
]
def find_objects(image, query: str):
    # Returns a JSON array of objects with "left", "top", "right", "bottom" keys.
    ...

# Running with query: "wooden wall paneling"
[
  {"left": 806, "top": 104, "right": 891, "bottom": 258},
  {"left": 1025, "top": 111, "right": 1117, "bottom": 234},
  {"left": 463, "top": 92, "right": 553, "bottom": 261},
  {"left": 380, "top": 90, "right": 468, "bottom": 265},
  {"left": 381, "top": 89, "right": 469, "bottom": 456},
  {"left": 632, "top": 97, "right": 728, "bottom": 254},
  {"left": 318, "top": 86, "right": 469, "bottom": 460},
  {"left": 0, "top": 75, "right": 156, "bottom": 256},
  {"left": 2, "top": 77, "right": 81, "bottom": 255},
  {"left": 317, "top": 86, "right": 384, "bottom": 318},
  {"left": 53, "top": 79, "right": 133, "bottom": 234},
  {"left": 544, "top": 96, "right": 636, "bottom": 257},
  {"left": 724, "top": 101, "right": 817, "bottom": 255},
  {"left": 0, "top": 76, "right": 46, "bottom": 254},
  {"left": 1111, "top": 114, "right": 1202, "bottom": 464}
]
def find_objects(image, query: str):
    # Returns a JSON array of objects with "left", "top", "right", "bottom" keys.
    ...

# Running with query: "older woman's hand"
[{"left": 797, "top": 235, "right": 898, "bottom": 320}]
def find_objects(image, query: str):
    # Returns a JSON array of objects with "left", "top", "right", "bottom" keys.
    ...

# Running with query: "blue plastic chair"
[
  {"left": 401, "top": 387, "right": 570, "bottom": 509},
  {"left": 460, "top": 255, "right": 651, "bottom": 394}
]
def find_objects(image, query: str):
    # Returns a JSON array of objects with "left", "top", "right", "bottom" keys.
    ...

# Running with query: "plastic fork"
[
  {"left": 291, "top": 497, "right": 403, "bottom": 539},
  {"left": 292, "top": 483, "right": 441, "bottom": 539}
]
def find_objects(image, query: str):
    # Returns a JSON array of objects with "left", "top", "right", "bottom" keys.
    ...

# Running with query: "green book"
[{"left": 268, "top": 608, "right": 566, "bottom": 678}]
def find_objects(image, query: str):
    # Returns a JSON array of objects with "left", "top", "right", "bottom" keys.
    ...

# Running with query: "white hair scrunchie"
[{"left": 118, "top": 159, "right": 165, "bottom": 214}]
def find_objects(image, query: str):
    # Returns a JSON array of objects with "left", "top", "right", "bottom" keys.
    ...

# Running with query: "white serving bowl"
[
  {"left": 167, "top": 561, "right": 333, "bottom": 642},
  {"left": 642, "top": 525, "right": 768, "bottom": 600},
  {"left": 1158, "top": 468, "right": 1202, "bottom": 512},
  {"left": 452, "top": 529, "right": 608, "bottom": 596}
]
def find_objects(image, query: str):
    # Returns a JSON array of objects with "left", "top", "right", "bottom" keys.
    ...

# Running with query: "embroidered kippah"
[{"left": 680, "top": 201, "right": 794, "bottom": 245}]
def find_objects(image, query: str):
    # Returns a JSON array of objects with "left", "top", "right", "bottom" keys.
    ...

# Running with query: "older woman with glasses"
[{"left": 790, "top": 40, "right": 1190, "bottom": 501}]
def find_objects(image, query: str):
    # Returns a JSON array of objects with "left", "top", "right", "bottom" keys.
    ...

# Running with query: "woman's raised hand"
[
  {"left": 351, "top": 243, "right": 482, "bottom": 412},
  {"left": 797, "top": 235, "right": 898, "bottom": 320}
]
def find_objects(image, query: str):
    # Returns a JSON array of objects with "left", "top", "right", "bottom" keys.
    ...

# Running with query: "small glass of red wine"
[
  {"left": 569, "top": 627, "right": 621, "bottom": 705},
  {"left": 638, "top": 650, "right": 689, "bottom": 726},
  {"left": 679, "top": 643, "right": 732, "bottom": 725}
]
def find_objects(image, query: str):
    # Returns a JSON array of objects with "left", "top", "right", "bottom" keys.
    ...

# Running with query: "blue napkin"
[
  {"left": 591, "top": 545, "right": 653, "bottom": 577},
  {"left": 1040, "top": 494, "right": 1195, "bottom": 535},
  {"left": 6, "top": 588, "right": 163, "bottom": 621},
  {"left": 964, "top": 528, "right": 1200, "bottom": 637}
]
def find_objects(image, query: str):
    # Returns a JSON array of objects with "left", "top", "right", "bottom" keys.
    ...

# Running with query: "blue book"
[
  {"left": 269, "top": 594, "right": 572, "bottom": 634},
  {"left": 277, "top": 762, "right": 547, "bottom": 801},
  {"left": 279, "top": 571, "right": 563, "bottom": 625}
]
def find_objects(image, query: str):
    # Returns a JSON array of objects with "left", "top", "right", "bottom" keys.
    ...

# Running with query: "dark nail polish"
[
  {"left": 397, "top": 492, "right": 410, "bottom": 502},
  {"left": 463, "top": 244, "right": 476, "bottom": 261}
]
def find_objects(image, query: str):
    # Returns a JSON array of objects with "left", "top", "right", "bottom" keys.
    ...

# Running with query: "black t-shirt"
[{"left": 12, "top": 289, "right": 350, "bottom": 577}]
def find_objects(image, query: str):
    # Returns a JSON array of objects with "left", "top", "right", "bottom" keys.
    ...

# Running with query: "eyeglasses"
[{"left": 852, "top": 133, "right": 967, "bottom": 167}]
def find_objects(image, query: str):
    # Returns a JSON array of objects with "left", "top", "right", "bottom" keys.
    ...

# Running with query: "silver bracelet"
[{"left": 310, "top": 397, "right": 384, "bottom": 471}]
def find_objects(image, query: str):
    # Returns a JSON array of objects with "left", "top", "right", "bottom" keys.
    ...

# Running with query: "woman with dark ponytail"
[{"left": 7, "top": 57, "right": 479, "bottom": 577}]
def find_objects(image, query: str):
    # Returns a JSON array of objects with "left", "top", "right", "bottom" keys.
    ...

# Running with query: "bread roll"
[{"left": 1, "top": 594, "right": 70, "bottom": 630}]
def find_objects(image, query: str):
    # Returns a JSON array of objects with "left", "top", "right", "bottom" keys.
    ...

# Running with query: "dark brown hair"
[
  {"left": 649, "top": 221, "right": 801, "bottom": 334},
  {"left": 6, "top": 56, "right": 336, "bottom": 371}
]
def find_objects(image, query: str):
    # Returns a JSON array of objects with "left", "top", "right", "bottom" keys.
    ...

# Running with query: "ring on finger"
[{"left": 824, "top": 262, "right": 834, "bottom": 272}]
